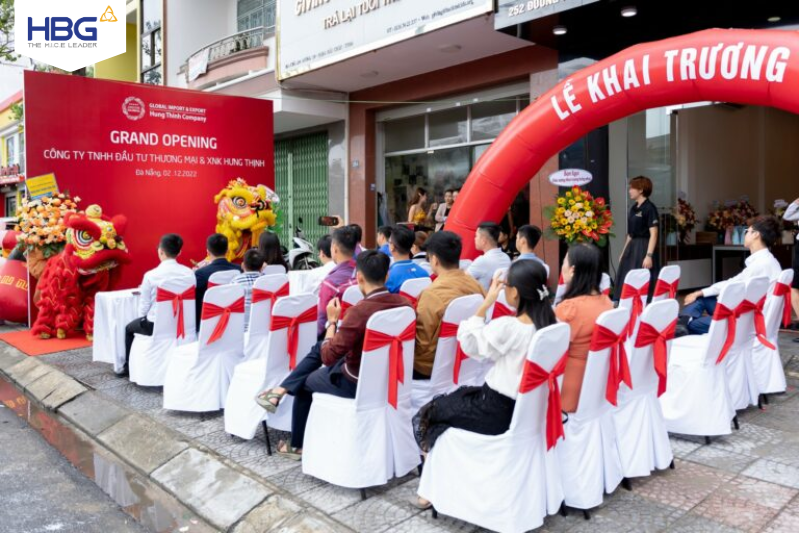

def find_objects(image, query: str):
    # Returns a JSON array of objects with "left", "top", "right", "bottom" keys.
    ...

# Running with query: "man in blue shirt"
[
  {"left": 514, "top": 224, "right": 549, "bottom": 277},
  {"left": 386, "top": 225, "right": 429, "bottom": 293},
  {"left": 377, "top": 226, "right": 393, "bottom": 258}
]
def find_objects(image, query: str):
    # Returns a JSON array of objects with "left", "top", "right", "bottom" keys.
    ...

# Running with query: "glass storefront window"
[
  {"left": 429, "top": 108, "right": 468, "bottom": 147},
  {"left": 238, "top": 0, "right": 276, "bottom": 32},
  {"left": 385, "top": 115, "right": 425, "bottom": 153},
  {"left": 628, "top": 108, "right": 674, "bottom": 211},
  {"left": 471, "top": 99, "right": 517, "bottom": 141},
  {"left": 141, "top": 0, "right": 162, "bottom": 84},
  {"left": 142, "top": 0, "right": 161, "bottom": 32}
]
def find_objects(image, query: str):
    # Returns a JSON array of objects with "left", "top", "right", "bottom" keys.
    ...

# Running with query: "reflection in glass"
[
  {"left": 429, "top": 108, "right": 468, "bottom": 148},
  {"left": 471, "top": 99, "right": 517, "bottom": 141},
  {"left": 385, "top": 116, "right": 425, "bottom": 153}
]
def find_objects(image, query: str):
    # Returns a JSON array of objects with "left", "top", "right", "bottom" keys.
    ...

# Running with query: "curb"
[{"left": 0, "top": 343, "right": 356, "bottom": 533}]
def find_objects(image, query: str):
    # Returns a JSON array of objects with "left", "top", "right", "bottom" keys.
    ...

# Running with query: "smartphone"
[{"left": 318, "top": 216, "right": 339, "bottom": 227}]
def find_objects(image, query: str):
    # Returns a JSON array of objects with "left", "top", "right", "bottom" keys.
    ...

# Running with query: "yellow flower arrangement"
[
  {"left": 544, "top": 186, "right": 614, "bottom": 247},
  {"left": 15, "top": 194, "right": 81, "bottom": 258}
]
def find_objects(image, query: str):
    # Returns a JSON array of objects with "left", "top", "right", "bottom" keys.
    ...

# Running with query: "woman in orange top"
[{"left": 555, "top": 243, "right": 613, "bottom": 413}]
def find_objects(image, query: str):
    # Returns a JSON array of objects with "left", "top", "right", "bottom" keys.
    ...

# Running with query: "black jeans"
[
  {"left": 280, "top": 341, "right": 357, "bottom": 449},
  {"left": 124, "top": 317, "right": 154, "bottom": 367}
]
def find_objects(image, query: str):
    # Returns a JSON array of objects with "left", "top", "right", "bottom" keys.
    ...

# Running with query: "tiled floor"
[{"left": 9, "top": 327, "right": 798, "bottom": 532}]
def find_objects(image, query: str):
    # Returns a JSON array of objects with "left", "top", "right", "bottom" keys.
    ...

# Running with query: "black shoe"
[
  {"left": 114, "top": 366, "right": 129, "bottom": 377},
  {"left": 674, "top": 323, "right": 691, "bottom": 338},
  {"left": 789, "top": 321, "right": 799, "bottom": 331}
]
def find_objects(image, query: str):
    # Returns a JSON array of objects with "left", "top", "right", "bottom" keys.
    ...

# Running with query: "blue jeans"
[{"left": 680, "top": 296, "right": 717, "bottom": 335}]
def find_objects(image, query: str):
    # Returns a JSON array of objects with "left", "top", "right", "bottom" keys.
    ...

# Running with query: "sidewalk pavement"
[{"left": 1, "top": 323, "right": 798, "bottom": 533}]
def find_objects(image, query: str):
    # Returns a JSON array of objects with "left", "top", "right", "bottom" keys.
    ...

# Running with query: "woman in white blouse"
[{"left": 412, "top": 259, "right": 555, "bottom": 508}]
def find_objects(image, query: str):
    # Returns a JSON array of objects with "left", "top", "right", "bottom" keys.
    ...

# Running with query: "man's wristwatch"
[
  {"left": 646, "top": 253, "right": 654, "bottom": 258},
  {"left": 324, "top": 321, "right": 337, "bottom": 331}
]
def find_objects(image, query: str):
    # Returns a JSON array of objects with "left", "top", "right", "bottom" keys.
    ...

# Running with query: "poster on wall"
[
  {"left": 23, "top": 70, "right": 274, "bottom": 291},
  {"left": 277, "top": 0, "right": 493, "bottom": 80}
]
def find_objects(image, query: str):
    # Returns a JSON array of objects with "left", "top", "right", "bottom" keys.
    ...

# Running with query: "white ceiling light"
[
  {"left": 621, "top": 6, "right": 637, "bottom": 17},
  {"left": 553, "top": 25, "right": 567, "bottom": 36},
  {"left": 768, "top": 16, "right": 781, "bottom": 22}
]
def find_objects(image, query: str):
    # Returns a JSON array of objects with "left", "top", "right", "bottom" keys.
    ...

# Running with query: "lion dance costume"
[
  {"left": 32, "top": 205, "right": 131, "bottom": 340},
  {"left": 214, "top": 178, "right": 277, "bottom": 262}
]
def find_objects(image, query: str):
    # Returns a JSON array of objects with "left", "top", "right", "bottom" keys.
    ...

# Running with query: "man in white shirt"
[
  {"left": 679, "top": 216, "right": 782, "bottom": 335},
  {"left": 467, "top": 222, "right": 512, "bottom": 291},
  {"left": 122, "top": 234, "right": 193, "bottom": 376}
]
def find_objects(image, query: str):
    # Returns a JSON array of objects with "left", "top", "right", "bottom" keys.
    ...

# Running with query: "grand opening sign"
[{"left": 24, "top": 71, "right": 274, "bottom": 288}]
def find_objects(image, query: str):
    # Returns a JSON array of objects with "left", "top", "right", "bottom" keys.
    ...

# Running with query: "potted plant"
[{"left": 673, "top": 198, "right": 697, "bottom": 244}]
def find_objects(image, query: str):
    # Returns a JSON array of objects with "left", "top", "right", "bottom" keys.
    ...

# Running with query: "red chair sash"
[
  {"left": 620, "top": 282, "right": 649, "bottom": 337},
  {"left": 735, "top": 298, "right": 776, "bottom": 350},
  {"left": 156, "top": 286, "right": 195, "bottom": 339},
  {"left": 362, "top": 322, "right": 416, "bottom": 409},
  {"left": 201, "top": 297, "right": 245, "bottom": 344},
  {"left": 519, "top": 352, "right": 568, "bottom": 450},
  {"left": 654, "top": 278, "right": 679, "bottom": 299},
  {"left": 399, "top": 291, "right": 419, "bottom": 309},
  {"left": 634, "top": 319, "right": 677, "bottom": 397},
  {"left": 711, "top": 303, "right": 737, "bottom": 364},
  {"left": 774, "top": 282, "right": 793, "bottom": 328},
  {"left": 269, "top": 307, "right": 317, "bottom": 370},
  {"left": 340, "top": 299, "right": 354, "bottom": 320},
  {"left": 440, "top": 321, "right": 468, "bottom": 385},
  {"left": 589, "top": 325, "right": 631, "bottom": 406},
  {"left": 602, "top": 287, "right": 611, "bottom": 296},
  {"left": 491, "top": 301, "right": 515, "bottom": 320},
  {"left": 252, "top": 283, "right": 290, "bottom": 307},
  {"left": 207, "top": 281, "right": 218, "bottom": 289}
]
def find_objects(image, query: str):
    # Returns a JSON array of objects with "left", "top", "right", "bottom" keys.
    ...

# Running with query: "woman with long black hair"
[{"left": 257, "top": 232, "right": 289, "bottom": 273}]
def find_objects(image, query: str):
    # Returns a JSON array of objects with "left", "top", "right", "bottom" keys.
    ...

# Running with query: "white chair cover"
[
  {"left": 488, "top": 289, "right": 516, "bottom": 322},
  {"left": 208, "top": 269, "right": 239, "bottom": 287},
  {"left": 614, "top": 300, "right": 678, "bottom": 479},
  {"left": 411, "top": 294, "right": 483, "bottom": 411},
  {"left": 726, "top": 276, "right": 769, "bottom": 410},
  {"left": 302, "top": 307, "right": 419, "bottom": 489},
  {"left": 554, "top": 272, "right": 567, "bottom": 306},
  {"left": 129, "top": 276, "right": 197, "bottom": 387},
  {"left": 750, "top": 269, "right": 793, "bottom": 395},
  {"left": 600, "top": 272, "right": 612, "bottom": 296},
  {"left": 243, "top": 274, "right": 289, "bottom": 362},
  {"left": 652, "top": 265, "right": 681, "bottom": 303},
  {"left": 558, "top": 308, "right": 628, "bottom": 510},
  {"left": 660, "top": 282, "right": 745, "bottom": 437},
  {"left": 262, "top": 264, "right": 287, "bottom": 276},
  {"left": 163, "top": 285, "right": 245, "bottom": 412},
  {"left": 418, "top": 323, "right": 570, "bottom": 533},
  {"left": 398, "top": 277, "right": 432, "bottom": 307},
  {"left": 618, "top": 269, "right": 651, "bottom": 355},
  {"left": 224, "top": 294, "right": 318, "bottom": 438},
  {"left": 338, "top": 285, "right": 364, "bottom": 328}
]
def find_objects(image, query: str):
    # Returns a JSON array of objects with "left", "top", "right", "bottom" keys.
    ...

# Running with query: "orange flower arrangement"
[{"left": 15, "top": 194, "right": 81, "bottom": 258}]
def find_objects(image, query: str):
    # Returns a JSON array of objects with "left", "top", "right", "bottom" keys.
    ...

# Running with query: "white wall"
[{"left": 165, "top": 0, "right": 236, "bottom": 88}]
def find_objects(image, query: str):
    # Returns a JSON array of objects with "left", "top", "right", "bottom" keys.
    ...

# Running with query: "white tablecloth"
[{"left": 93, "top": 289, "right": 141, "bottom": 373}]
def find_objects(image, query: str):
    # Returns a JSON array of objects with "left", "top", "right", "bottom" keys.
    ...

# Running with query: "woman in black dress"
[{"left": 614, "top": 176, "right": 659, "bottom": 301}]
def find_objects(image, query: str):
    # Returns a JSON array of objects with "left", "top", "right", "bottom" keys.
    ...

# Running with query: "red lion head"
[{"left": 64, "top": 204, "right": 131, "bottom": 275}]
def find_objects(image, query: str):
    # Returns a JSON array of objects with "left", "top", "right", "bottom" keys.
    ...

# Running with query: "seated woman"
[
  {"left": 555, "top": 243, "right": 614, "bottom": 413},
  {"left": 258, "top": 232, "right": 289, "bottom": 273},
  {"left": 413, "top": 259, "right": 555, "bottom": 509}
]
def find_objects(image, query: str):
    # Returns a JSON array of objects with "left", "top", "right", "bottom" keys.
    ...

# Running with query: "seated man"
[
  {"left": 194, "top": 233, "right": 241, "bottom": 327},
  {"left": 679, "top": 215, "right": 782, "bottom": 335},
  {"left": 386, "top": 224, "right": 430, "bottom": 294},
  {"left": 414, "top": 231, "right": 484, "bottom": 379},
  {"left": 514, "top": 224, "right": 550, "bottom": 277},
  {"left": 255, "top": 250, "right": 411, "bottom": 459},
  {"left": 122, "top": 234, "right": 193, "bottom": 376},
  {"left": 232, "top": 249, "right": 264, "bottom": 332},
  {"left": 317, "top": 226, "right": 359, "bottom": 337},
  {"left": 377, "top": 226, "right": 393, "bottom": 258},
  {"left": 467, "top": 222, "right": 511, "bottom": 291}
]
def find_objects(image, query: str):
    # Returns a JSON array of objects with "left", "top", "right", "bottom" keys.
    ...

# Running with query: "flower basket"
[{"left": 544, "top": 186, "right": 614, "bottom": 247}]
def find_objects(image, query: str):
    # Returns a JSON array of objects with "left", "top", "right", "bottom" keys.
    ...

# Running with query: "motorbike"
[{"left": 284, "top": 217, "right": 319, "bottom": 271}]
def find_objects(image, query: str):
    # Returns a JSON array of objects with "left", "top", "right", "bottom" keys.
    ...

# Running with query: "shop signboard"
[
  {"left": 277, "top": 0, "right": 493, "bottom": 80},
  {"left": 548, "top": 168, "right": 592, "bottom": 187},
  {"left": 25, "top": 173, "right": 59, "bottom": 199},
  {"left": 24, "top": 70, "right": 274, "bottom": 288},
  {"left": 494, "top": 0, "right": 599, "bottom": 31}
]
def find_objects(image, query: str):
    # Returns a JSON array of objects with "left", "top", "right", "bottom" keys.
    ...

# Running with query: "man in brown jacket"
[
  {"left": 256, "top": 250, "right": 411, "bottom": 458},
  {"left": 413, "top": 231, "right": 484, "bottom": 379}
]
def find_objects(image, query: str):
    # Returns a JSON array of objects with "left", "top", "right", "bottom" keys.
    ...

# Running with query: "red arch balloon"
[{"left": 447, "top": 28, "right": 799, "bottom": 257}]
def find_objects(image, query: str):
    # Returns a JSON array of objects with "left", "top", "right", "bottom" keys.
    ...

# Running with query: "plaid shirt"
[{"left": 233, "top": 271, "right": 262, "bottom": 331}]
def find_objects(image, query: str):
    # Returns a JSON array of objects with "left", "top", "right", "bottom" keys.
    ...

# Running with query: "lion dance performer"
[
  {"left": 32, "top": 204, "right": 131, "bottom": 340},
  {"left": 214, "top": 178, "right": 277, "bottom": 263}
]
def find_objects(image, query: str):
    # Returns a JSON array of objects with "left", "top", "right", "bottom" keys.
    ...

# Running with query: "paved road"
[{"left": 0, "top": 403, "right": 148, "bottom": 533}]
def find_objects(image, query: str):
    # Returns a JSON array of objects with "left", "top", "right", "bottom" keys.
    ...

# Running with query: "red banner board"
[{"left": 24, "top": 71, "right": 274, "bottom": 288}]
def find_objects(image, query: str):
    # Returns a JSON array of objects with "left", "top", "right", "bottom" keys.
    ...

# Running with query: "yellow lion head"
[{"left": 214, "top": 178, "right": 278, "bottom": 262}]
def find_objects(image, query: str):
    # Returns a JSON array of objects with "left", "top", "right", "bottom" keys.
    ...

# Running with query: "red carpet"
[{"left": 0, "top": 330, "right": 92, "bottom": 356}]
